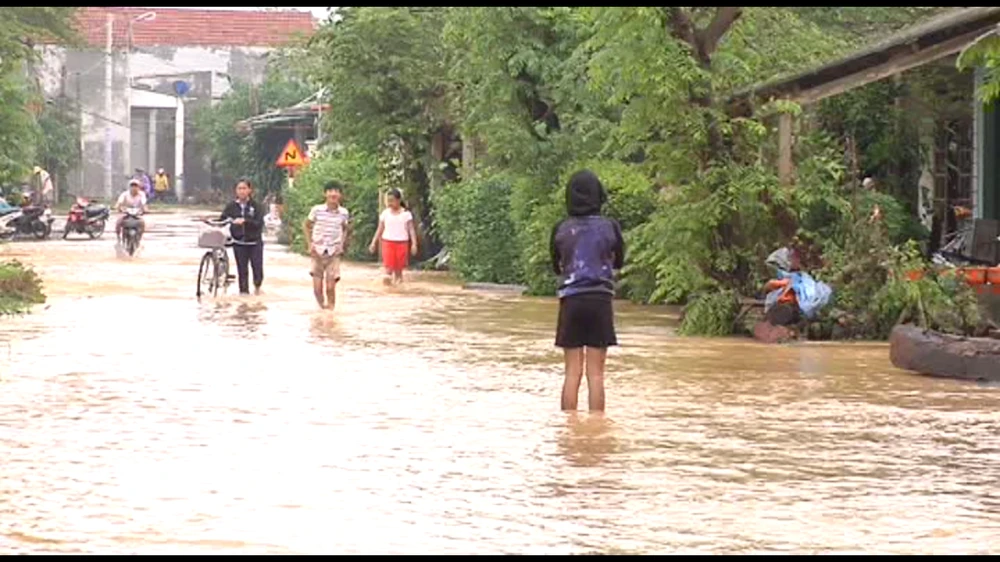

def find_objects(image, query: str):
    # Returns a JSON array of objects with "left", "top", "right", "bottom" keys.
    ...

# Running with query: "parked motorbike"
[
  {"left": 15, "top": 205, "right": 54, "bottom": 239},
  {"left": 120, "top": 207, "right": 143, "bottom": 257},
  {"left": 0, "top": 205, "right": 23, "bottom": 240},
  {"left": 63, "top": 196, "right": 110, "bottom": 239},
  {"left": 1, "top": 194, "right": 53, "bottom": 239}
]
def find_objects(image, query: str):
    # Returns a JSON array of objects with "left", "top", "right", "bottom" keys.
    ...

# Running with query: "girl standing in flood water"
[
  {"left": 550, "top": 170, "right": 625, "bottom": 412},
  {"left": 369, "top": 188, "right": 417, "bottom": 286}
]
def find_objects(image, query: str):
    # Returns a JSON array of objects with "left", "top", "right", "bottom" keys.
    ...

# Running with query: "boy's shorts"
[
  {"left": 310, "top": 252, "right": 341, "bottom": 281},
  {"left": 555, "top": 292, "right": 617, "bottom": 349}
]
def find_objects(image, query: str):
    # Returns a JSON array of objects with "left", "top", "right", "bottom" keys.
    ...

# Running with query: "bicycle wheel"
[
  {"left": 216, "top": 250, "right": 230, "bottom": 295},
  {"left": 196, "top": 252, "right": 218, "bottom": 298}
]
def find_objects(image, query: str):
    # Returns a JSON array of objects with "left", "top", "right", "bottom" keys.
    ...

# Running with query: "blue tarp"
[{"left": 764, "top": 269, "right": 833, "bottom": 319}]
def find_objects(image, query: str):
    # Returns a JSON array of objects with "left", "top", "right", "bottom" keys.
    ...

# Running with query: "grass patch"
[{"left": 0, "top": 261, "right": 46, "bottom": 315}]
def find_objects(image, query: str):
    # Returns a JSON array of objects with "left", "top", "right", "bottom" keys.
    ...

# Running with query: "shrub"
[
  {"left": 520, "top": 159, "right": 658, "bottom": 296},
  {"left": 282, "top": 146, "right": 380, "bottom": 261},
  {"left": 622, "top": 163, "right": 784, "bottom": 306},
  {"left": 431, "top": 175, "right": 522, "bottom": 284},
  {"left": 825, "top": 240, "right": 983, "bottom": 340},
  {"left": 563, "top": 159, "right": 659, "bottom": 232},
  {"left": 678, "top": 289, "right": 742, "bottom": 336},
  {"left": 0, "top": 261, "right": 45, "bottom": 315}
]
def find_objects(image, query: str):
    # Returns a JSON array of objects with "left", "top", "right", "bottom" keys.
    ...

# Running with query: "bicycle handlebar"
[{"left": 202, "top": 217, "right": 232, "bottom": 227}]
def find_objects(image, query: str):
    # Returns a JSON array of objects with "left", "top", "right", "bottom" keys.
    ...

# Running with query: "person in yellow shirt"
[{"left": 153, "top": 168, "right": 170, "bottom": 201}]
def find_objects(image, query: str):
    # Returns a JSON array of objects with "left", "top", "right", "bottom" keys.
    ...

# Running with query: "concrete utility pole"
[
  {"left": 175, "top": 98, "right": 185, "bottom": 202},
  {"left": 103, "top": 13, "right": 113, "bottom": 200},
  {"left": 125, "top": 12, "right": 156, "bottom": 179},
  {"left": 76, "top": 73, "right": 84, "bottom": 196}
]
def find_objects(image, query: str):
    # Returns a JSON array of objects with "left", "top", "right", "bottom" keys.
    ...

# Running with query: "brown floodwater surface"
[{"left": 1, "top": 211, "right": 999, "bottom": 554}]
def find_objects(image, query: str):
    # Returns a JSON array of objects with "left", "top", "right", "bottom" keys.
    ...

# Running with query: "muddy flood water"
[{"left": 1, "top": 210, "right": 999, "bottom": 554}]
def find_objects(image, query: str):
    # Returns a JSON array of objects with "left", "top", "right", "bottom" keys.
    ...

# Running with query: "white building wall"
[{"left": 35, "top": 44, "right": 273, "bottom": 199}]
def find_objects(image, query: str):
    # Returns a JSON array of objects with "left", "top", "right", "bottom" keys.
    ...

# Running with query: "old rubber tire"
[{"left": 889, "top": 324, "right": 1000, "bottom": 381}]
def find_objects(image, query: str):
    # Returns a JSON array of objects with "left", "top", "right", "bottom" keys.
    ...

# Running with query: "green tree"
[
  {"left": 282, "top": 145, "right": 380, "bottom": 260},
  {"left": 958, "top": 29, "right": 1000, "bottom": 104},
  {"left": 0, "top": 70, "right": 39, "bottom": 187},
  {"left": 0, "top": 7, "right": 79, "bottom": 74},
  {"left": 792, "top": 7, "right": 949, "bottom": 45},
  {"left": 309, "top": 7, "right": 450, "bottom": 153},
  {"left": 294, "top": 6, "right": 970, "bottom": 339},
  {"left": 35, "top": 99, "right": 81, "bottom": 193},
  {"left": 193, "top": 65, "right": 314, "bottom": 196},
  {"left": 0, "top": 7, "right": 79, "bottom": 189},
  {"left": 309, "top": 7, "right": 453, "bottom": 241}
]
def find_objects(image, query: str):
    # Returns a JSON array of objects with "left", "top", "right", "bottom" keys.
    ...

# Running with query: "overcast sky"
[{"left": 150, "top": 6, "right": 335, "bottom": 20}]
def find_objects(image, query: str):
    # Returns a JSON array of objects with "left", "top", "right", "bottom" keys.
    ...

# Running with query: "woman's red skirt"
[{"left": 382, "top": 239, "right": 409, "bottom": 271}]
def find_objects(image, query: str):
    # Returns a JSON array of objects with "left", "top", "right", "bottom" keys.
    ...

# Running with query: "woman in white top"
[{"left": 369, "top": 188, "right": 417, "bottom": 285}]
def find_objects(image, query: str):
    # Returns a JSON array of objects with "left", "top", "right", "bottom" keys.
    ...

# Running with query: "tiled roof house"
[
  {"left": 65, "top": 7, "right": 316, "bottom": 48},
  {"left": 34, "top": 7, "right": 318, "bottom": 200}
]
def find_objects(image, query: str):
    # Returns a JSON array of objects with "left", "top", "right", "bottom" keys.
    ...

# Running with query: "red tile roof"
[{"left": 59, "top": 7, "right": 315, "bottom": 48}]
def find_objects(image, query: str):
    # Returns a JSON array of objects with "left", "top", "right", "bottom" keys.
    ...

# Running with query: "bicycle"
[{"left": 195, "top": 217, "right": 235, "bottom": 299}]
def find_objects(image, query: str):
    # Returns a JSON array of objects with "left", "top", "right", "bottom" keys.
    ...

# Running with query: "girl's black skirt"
[{"left": 555, "top": 292, "right": 618, "bottom": 349}]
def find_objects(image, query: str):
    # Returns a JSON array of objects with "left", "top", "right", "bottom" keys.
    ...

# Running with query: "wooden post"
[{"left": 778, "top": 111, "right": 794, "bottom": 186}]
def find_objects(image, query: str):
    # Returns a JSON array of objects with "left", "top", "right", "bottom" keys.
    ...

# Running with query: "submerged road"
[{"left": 0, "top": 210, "right": 999, "bottom": 554}]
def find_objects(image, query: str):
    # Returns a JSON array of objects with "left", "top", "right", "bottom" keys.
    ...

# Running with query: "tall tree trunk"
[{"left": 664, "top": 7, "right": 743, "bottom": 163}]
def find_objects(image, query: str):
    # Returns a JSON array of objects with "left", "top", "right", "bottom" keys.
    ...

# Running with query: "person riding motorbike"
[{"left": 116, "top": 178, "right": 149, "bottom": 244}]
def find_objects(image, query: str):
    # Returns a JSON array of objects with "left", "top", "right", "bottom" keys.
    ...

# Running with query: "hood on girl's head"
[{"left": 566, "top": 169, "right": 607, "bottom": 217}]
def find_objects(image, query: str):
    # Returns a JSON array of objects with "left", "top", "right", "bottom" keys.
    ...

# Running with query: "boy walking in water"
[
  {"left": 304, "top": 182, "right": 352, "bottom": 310},
  {"left": 550, "top": 170, "right": 625, "bottom": 412}
]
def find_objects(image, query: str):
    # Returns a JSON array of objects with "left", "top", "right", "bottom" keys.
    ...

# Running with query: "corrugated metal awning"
[{"left": 732, "top": 7, "right": 1000, "bottom": 107}]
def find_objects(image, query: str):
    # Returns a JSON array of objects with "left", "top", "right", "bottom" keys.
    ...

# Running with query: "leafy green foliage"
[
  {"left": 35, "top": 99, "right": 80, "bottom": 188},
  {"left": 0, "top": 70, "right": 39, "bottom": 187},
  {"left": 192, "top": 67, "right": 313, "bottom": 196},
  {"left": 309, "top": 7, "right": 455, "bottom": 256},
  {"left": 792, "top": 7, "right": 949, "bottom": 46},
  {"left": 431, "top": 175, "right": 522, "bottom": 285},
  {"left": 957, "top": 31, "right": 1000, "bottom": 105},
  {"left": 622, "top": 163, "right": 785, "bottom": 305},
  {"left": 815, "top": 79, "right": 926, "bottom": 213},
  {"left": 297, "top": 6, "right": 964, "bottom": 340},
  {"left": 0, "top": 8, "right": 79, "bottom": 74},
  {"left": 870, "top": 242, "right": 982, "bottom": 339},
  {"left": 813, "top": 197, "right": 979, "bottom": 340},
  {"left": 443, "top": 8, "right": 607, "bottom": 178},
  {"left": 678, "top": 289, "right": 741, "bottom": 337},
  {"left": 283, "top": 146, "right": 380, "bottom": 261},
  {"left": 0, "top": 261, "right": 45, "bottom": 316},
  {"left": 515, "top": 159, "right": 658, "bottom": 296},
  {"left": 310, "top": 7, "right": 449, "bottom": 153},
  {"left": 0, "top": 7, "right": 78, "bottom": 189}
]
